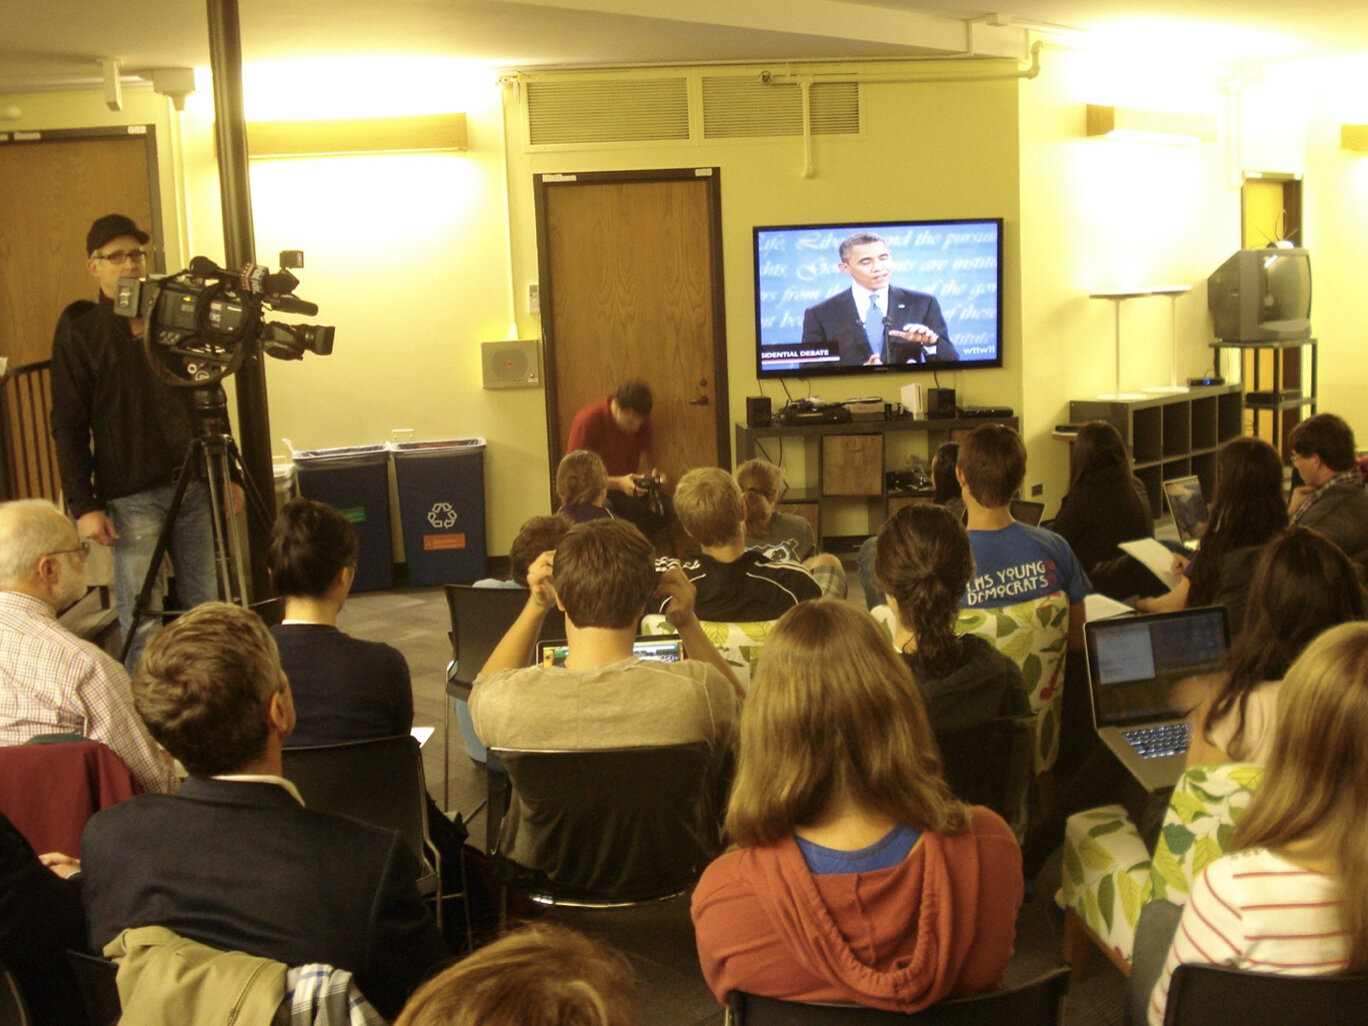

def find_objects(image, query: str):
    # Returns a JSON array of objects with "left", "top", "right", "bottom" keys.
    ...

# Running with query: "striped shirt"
[{"left": 1149, "top": 847, "right": 1347, "bottom": 1026}]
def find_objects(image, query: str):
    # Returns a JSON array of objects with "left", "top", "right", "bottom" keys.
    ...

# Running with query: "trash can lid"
[
  {"left": 389, "top": 437, "right": 486, "bottom": 455},
  {"left": 292, "top": 443, "right": 390, "bottom": 464}
]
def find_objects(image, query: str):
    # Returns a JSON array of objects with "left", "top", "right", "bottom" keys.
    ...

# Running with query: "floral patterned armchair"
[{"left": 639, "top": 614, "right": 775, "bottom": 691}]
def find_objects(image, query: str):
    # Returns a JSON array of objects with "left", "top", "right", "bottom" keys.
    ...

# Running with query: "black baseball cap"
[{"left": 86, "top": 214, "right": 149, "bottom": 256}]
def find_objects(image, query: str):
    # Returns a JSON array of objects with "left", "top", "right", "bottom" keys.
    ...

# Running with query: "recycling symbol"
[{"left": 427, "top": 502, "right": 458, "bottom": 529}]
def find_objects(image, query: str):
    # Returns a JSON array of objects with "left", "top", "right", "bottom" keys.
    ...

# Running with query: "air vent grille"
[
  {"left": 701, "top": 77, "right": 859, "bottom": 138},
  {"left": 526, "top": 78, "right": 690, "bottom": 145}
]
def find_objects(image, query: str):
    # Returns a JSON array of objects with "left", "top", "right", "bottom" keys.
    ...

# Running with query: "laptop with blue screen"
[{"left": 1084, "top": 606, "right": 1229, "bottom": 792}]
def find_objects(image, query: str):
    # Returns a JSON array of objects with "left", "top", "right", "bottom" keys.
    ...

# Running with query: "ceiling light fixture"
[
  {"left": 1086, "top": 104, "right": 1217, "bottom": 145},
  {"left": 242, "top": 113, "right": 468, "bottom": 158}
]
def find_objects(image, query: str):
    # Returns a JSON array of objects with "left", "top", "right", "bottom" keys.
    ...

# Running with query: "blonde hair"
[
  {"left": 1231, "top": 621, "right": 1368, "bottom": 970},
  {"left": 394, "top": 923, "right": 635, "bottom": 1026},
  {"left": 673, "top": 467, "right": 745, "bottom": 548},
  {"left": 724, "top": 599, "right": 969, "bottom": 847},
  {"left": 557, "top": 450, "right": 608, "bottom": 508},
  {"left": 735, "top": 459, "right": 783, "bottom": 537}
]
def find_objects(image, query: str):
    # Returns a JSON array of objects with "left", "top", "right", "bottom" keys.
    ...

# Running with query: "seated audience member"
[
  {"left": 1137, "top": 437, "right": 1288, "bottom": 634},
  {"left": 0, "top": 499, "right": 177, "bottom": 794},
  {"left": 555, "top": 450, "right": 615, "bottom": 525},
  {"left": 267, "top": 498, "right": 411, "bottom": 745},
  {"left": 80, "top": 602, "right": 447, "bottom": 1019},
  {"left": 470, "top": 519, "right": 739, "bottom": 865},
  {"left": 1051, "top": 421, "right": 1157, "bottom": 598},
  {"left": 656, "top": 467, "right": 822, "bottom": 621},
  {"left": 1147, "top": 621, "right": 1368, "bottom": 1025},
  {"left": 874, "top": 504, "right": 1028, "bottom": 735},
  {"left": 735, "top": 459, "right": 847, "bottom": 598},
  {"left": 692, "top": 600, "right": 1022, "bottom": 1012},
  {"left": 1, "top": 812, "right": 88, "bottom": 1026},
  {"left": 957, "top": 425, "right": 1090, "bottom": 649},
  {"left": 473, "top": 515, "right": 571, "bottom": 590},
  {"left": 857, "top": 443, "right": 965, "bottom": 607},
  {"left": 395, "top": 922, "right": 634, "bottom": 1026},
  {"left": 1286, "top": 413, "right": 1368, "bottom": 559},
  {"left": 1180, "top": 526, "right": 1368, "bottom": 767}
]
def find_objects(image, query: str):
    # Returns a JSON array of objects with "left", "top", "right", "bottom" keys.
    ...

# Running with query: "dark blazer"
[
  {"left": 801, "top": 287, "right": 958, "bottom": 366},
  {"left": 1296, "top": 479, "right": 1368, "bottom": 559},
  {"left": 80, "top": 777, "right": 448, "bottom": 1019}
]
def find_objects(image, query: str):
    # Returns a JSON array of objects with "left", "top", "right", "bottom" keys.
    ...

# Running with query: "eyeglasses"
[
  {"left": 92, "top": 248, "right": 150, "bottom": 266},
  {"left": 47, "top": 540, "right": 91, "bottom": 561}
]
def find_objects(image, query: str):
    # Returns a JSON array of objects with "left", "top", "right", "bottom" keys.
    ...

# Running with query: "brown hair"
[
  {"left": 673, "top": 467, "right": 744, "bottom": 548},
  {"left": 556, "top": 450, "right": 608, "bottom": 508},
  {"left": 956, "top": 424, "right": 1026, "bottom": 509},
  {"left": 1067, "top": 421, "right": 1132, "bottom": 494},
  {"left": 509, "top": 515, "right": 571, "bottom": 588},
  {"left": 930, "top": 443, "right": 960, "bottom": 506},
  {"left": 1189, "top": 437, "right": 1288, "bottom": 607},
  {"left": 132, "top": 602, "right": 282, "bottom": 777},
  {"left": 1288, "top": 413, "right": 1356, "bottom": 473},
  {"left": 735, "top": 458, "right": 784, "bottom": 537},
  {"left": 724, "top": 600, "right": 969, "bottom": 847},
  {"left": 394, "top": 923, "right": 636, "bottom": 1026},
  {"left": 1202, "top": 526, "right": 1368, "bottom": 758},
  {"left": 874, "top": 504, "right": 974, "bottom": 679},
  {"left": 614, "top": 380, "right": 653, "bottom": 416},
  {"left": 553, "top": 519, "right": 657, "bottom": 630},
  {"left": 1231, "top": 621, "right": 1368, "bottom": 970},
  {"left": 267, "top": 497, "right": 359, "bottom": 598}
]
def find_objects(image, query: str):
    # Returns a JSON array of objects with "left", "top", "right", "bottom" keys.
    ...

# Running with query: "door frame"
[{"left": 532, "top": 167, "right": 731, "bottom": 503}]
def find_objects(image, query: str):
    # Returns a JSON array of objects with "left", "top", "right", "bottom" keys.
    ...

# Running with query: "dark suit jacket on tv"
[
  {"left": 80, "top": 777, "right": 447, "bottom": 1019},
  {"left": 801, "top": 286, "right": 959, "bottom": 366}
]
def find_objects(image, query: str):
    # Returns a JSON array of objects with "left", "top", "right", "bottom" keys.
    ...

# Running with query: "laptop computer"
[
  {"left": 1084, "top": 606, "right": 1229, "bottom": 792},
  {"left": 1163, "top": 475, "right": 1209, "bottom": 549},
  {"left": 538, "top": 635, "right": 684, "bottom": 668},
  {"left": 1010, "top": 499, "right": 1046, "bottom": 527}
]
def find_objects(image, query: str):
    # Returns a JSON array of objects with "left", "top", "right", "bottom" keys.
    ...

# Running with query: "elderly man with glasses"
[
  {"left": 0, "top": 499, "right": 178, "bottom": 793},
  {"left": 50, "top": 214, "right": 220, "bottom": 670}
]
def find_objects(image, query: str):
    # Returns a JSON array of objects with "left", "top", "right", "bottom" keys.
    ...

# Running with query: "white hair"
[{"left": 0, "top": 499, "right": 76, "bottom": 586}]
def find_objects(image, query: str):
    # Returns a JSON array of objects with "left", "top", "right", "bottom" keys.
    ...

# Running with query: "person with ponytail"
[
  {"left": 1148, "top": 621, "right": 1368, "bottom": 1024},
  {"left": 874, "top": 503, "right": 1027, "bottom": 735}
]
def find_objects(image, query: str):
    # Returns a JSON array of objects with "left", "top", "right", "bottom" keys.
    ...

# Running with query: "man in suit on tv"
[
  {"left": 801, "top": 232, "right": 959, "bottom": 367},
  {"left": 80, "top": 602, "right": 447, "bottom": 1019}
]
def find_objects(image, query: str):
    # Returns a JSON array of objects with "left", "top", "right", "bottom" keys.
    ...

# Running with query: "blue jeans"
[
  {"left": 108, "top": 480, "right": 218, "bottom": 670},
  {"left": 857, "top": 534, "right": 880, "bottom": 608}
]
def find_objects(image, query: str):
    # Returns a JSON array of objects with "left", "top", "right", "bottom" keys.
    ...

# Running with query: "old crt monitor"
[
  {"left": 754, "top": 218, "right": 1004, "bottom": 379},
  {"left": 1207, "top": 246, "right": 1311, "bottom": 342}
]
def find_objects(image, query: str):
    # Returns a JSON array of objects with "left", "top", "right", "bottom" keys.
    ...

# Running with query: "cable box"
[
  {"left": 1245, "top": 389, "right": 1300, "bottom": 405},
  {"left": 960, "top": 405, "right": 1014, "bottom": 418}
]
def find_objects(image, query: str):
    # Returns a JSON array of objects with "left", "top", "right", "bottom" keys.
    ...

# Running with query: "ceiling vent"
[
  {"left": 526, "top": 77, "right": 690, "bottom": 146},
  {"left": 702, "top": 77, "right": 859, "bottom": 139}
]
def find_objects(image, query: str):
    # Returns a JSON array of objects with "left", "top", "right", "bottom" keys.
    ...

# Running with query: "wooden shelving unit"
[{"left": 1210, "top": 338, "right": 1317, "bottom": 458}]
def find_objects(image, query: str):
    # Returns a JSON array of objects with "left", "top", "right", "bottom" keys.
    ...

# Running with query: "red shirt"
[{"left": 565, "top": 396, "right": 652, "bottom": 477}]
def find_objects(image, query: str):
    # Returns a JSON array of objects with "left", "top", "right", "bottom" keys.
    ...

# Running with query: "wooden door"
[{"left": 537, "top": 170, "right": 729, "bottom": 497}]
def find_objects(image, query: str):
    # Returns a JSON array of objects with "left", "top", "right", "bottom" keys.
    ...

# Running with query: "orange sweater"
[{"left": 691, "top": 807, "right": 1022, "bottom": 1011}]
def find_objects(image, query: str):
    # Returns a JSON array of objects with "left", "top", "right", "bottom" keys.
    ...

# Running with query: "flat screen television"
[
  {"left": 1206, "top": 246, "right": 1311, "bottom": 342},
  {"left": 754, "top": 218, "right": 1004, "bottom": 379}
]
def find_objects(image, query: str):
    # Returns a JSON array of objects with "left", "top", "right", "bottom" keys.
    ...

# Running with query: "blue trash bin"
[
  {"left": 390, "top": 438, "right": 487, "bottom": 586},
  {"left": 292, "top": 444, "right": 394, "bottom": 592}
]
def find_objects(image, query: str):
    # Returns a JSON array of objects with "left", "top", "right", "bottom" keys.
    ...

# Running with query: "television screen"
[
  {"left": 754, "top": 218, "right": 1004, "bottom": 379},
  {"left": 1207, "top": 247, "right": 1311, "bottom": 342}
]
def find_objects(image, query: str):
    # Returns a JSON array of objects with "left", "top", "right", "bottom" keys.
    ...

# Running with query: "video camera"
[{"left": 113, "top": 252, "right": 334, "bottom": 388}]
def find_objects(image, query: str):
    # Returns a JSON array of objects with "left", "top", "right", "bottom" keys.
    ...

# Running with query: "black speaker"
[
  {"left": 926, "top": 388, "right": 957, "bottom": 419},
  {"left": 746, "top": 396, "right": 772, "bottom": 427}
]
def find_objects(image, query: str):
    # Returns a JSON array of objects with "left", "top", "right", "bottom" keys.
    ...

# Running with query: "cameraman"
[
  {"left": 565, "top": 379, "right": 673, "bottom": 536},
  {"left": 50, "top": 214, "right": 226, "bottom": 669}
]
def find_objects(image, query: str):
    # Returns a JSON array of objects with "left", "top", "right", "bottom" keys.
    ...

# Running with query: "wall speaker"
[
  {"left": 481, "top": 340, "right": 541, "bottom": 389},
  {"left": 746, "top": 396, "right": 772, "bottom": 427},
  {"left": 926, "top": 387, "right": 957, "bottom": 419}
]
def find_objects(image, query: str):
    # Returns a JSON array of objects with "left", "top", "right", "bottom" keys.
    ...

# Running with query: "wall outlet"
[
  {"left": 391, "top": 428, "right": 414, "bottom": 443},
  {"left": 1031, "top": 483, "right": 1043, "bottom": 497}
]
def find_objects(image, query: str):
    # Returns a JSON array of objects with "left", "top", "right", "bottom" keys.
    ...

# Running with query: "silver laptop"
[
  {"left": 1163, "top": 475, "right": 1208, "bottom": 549},
  {"left": 1084, "top": 607, "right": 1229, "bottom": 792},
  {"left": 1010, "top": 499, "right": 1045, "bottom": 527},
  {"left": 538, "top": 635, "right": 683, "bottom": 668}
]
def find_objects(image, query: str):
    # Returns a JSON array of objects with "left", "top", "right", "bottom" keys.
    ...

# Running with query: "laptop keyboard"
[{"left": 1123, "top": 722, "right": 1189, "bottom": 759}]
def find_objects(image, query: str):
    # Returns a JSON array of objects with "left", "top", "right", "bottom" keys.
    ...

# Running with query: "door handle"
[{"left": 688, "top": 395, "right": 710, "bottom": 406}]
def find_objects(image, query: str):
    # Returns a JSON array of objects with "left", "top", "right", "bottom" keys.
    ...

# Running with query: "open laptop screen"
[
  {"left": 538, "top": 635, "right": 684, "bottom": 668},
  {"left": 1086, "top": 607, "right": 1229, "bottom": 729},
  {"left": 1163, "top": 475, "right": 1209, "bottom": 544}
]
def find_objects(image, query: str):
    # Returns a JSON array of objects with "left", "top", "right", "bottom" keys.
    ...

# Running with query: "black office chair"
[
  {"left": 487, "top": 742, "right": 718, "bottom": 915},
  {"left": 281, "top": 735, "right": 467, "bottom": 946},
  {"left": 65, "top": 952, "right": 120, "bottom": 1026},
  {"left": 935, "top": 715, "right": 1036, "bottom": 841},
  {"left": 729, "top": 966, "right": 1069, "bottom": 1025},
  {"left": 1163, "top": 963, "right": 1368, "bottom": 1025},
  {"left": 0, "top": 964, "right": 30, "bottom": 1026}
]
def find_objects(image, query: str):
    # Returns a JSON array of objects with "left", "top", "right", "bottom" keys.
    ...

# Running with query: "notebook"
[
  {"left": 1084, "top": 606, "right": 1229, "bottom": 792},
  {"left": 538, "top": 635, "right": 684, "bottom": 668},
  {"left": 1163, "top": 475, "right": 1209, "bottom": 549}
]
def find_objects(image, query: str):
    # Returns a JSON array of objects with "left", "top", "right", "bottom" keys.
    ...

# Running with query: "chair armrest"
[{"left": 1060, "top": 804, "right": 1154, "bottom": 967}]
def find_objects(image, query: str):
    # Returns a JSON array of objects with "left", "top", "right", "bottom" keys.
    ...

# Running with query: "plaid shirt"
[
  {"left": 0, "top": 590, "right": 177, "bottom": 793},
  {"left": 1290, "top": 469, "right": 1362, "bottom": 525}
]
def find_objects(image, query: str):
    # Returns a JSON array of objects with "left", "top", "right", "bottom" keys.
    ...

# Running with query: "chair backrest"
[
  {"left": 0, "top": 963, "right": 31, "bottom": 1026},
  {"left": 639, "top": 612, "right": 776, "bottom": 690},
  {"left": 1148, "top": 762, "right": 1264, "bottom": 904},
  {"left": 728, "top": 966, "right": 1069, "bottom": 1025},
  {"left": 489, "top": 742, "right": 717, "bottom": 902},
  {"left": 445, "top": 584, "right": 566, "bottom": 685},
  {"left": 1163, "top": 964, "right": 1368, "bottom": 1026},
  {"left": 0, "top": 741, "right": 140, "bottom": 855},
  {"left": 936, "top": 715, "right": 1036, "bottom": 840},
  {"left": 64, "top": 952, "right": 121, "bottom": 1026},
  {"left": 281, "top": 735, "right": 433, "bottom": 872}
]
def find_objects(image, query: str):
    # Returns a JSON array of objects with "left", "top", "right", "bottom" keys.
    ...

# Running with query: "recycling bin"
[
  {"left": 390, "top": 438, "right": 487, "bottom": 586},
  {"left": 292, "top": 444, "right": 394, "bottom": 591}
]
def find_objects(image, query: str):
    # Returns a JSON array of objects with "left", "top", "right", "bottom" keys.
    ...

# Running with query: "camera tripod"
[{"left": 120, "top": 384, "right": 273, "bottom": 663}]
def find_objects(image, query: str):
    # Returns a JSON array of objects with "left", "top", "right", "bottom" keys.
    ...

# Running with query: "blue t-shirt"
[
  {"left": 795, "top": 823, "right": 922, "bottom": 875},
  {"left": 965, "top": 521, "right": 1090, "bottom": 609}
]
